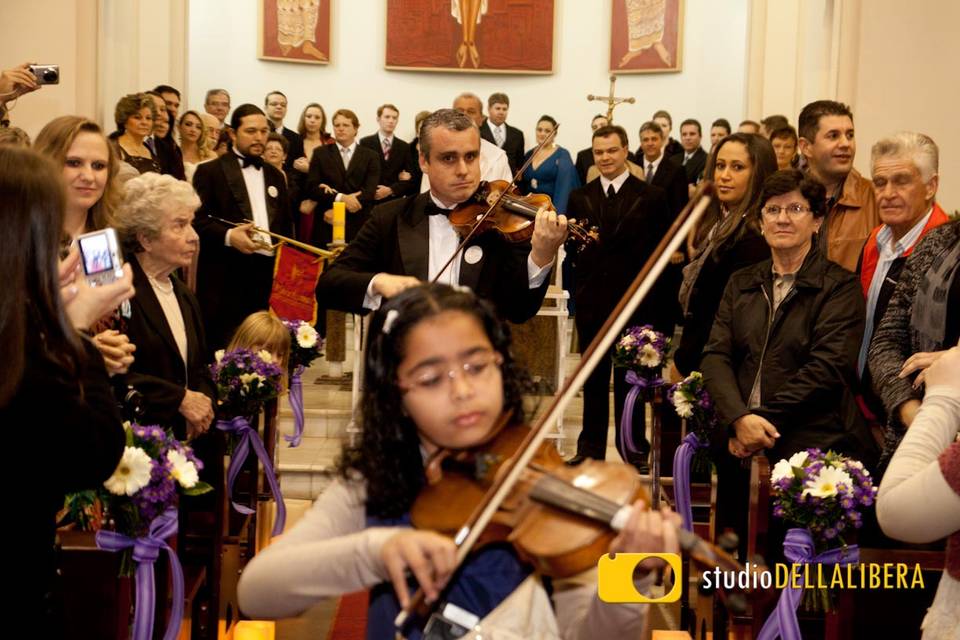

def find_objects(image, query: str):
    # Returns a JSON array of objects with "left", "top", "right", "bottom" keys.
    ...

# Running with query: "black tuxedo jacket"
[
  {"left": 272, "top": 124, "right": 305, "bottom": 171},
  {"left": 316, "top": 193, "right": 550, "bottom": 324},
  {"left": 672, "top": 147, "right": 707, "bottom": 185},
  {"left": 567, "top": 175, "right": 673, "bottom": 335},
  {"left": 649, "top": 154, "right": 690, "bottom": 220},
  {"left": 664, "top": 137, "right": 683, "bottom": 160},
  {"left": 118, "top": 258, "right": 216, "bottom": 438},
  {"left": 192, "top": 153, "right": 293, "bottom": 350},
  {"left": 481, "top": 120, "right": 525, "bottom": 175},
  {"left": 306, "top": 142, "right": 380, "bottom": 245},
  {"left": 359, "top": 133, "right": 416, "bottom": 200}
]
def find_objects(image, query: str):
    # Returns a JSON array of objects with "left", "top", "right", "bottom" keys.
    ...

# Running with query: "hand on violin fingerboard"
[
  {"left": 608, "top": 499, "right": 682, "bottom": 575},
  {"left": 530, "top": 206, "right": 568, "bottom": 267}
]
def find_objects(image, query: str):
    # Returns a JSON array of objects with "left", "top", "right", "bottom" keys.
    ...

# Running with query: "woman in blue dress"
[{"left": 520, "top": 115, "right": 581, "bottom": 311}]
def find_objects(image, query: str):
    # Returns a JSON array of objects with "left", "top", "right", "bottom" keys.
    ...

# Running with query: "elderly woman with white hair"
[{"left": 112, "top": 172, "right": 216, "bottom": 440}]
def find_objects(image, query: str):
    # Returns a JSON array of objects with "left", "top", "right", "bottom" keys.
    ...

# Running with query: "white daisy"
[
  {"left": 675, "top": 398, "right": 694, "bottom": 418},
  {"left": 771, "top": 459, "right": 794, "bottom": 483},
  {"left": 638, "top": 343, "right": 661, "bottom": 368},
  {"left": 788, "top": 450, "right": 809, "bottom": 469},
  {"left": 104, "top": 447, "right": 153, "bottom": 496},
  {"left": 166, "top": 449, "right": 199, "bottom": 489},
  {"left": 296, "top": 324, "right": 319, "bottom": 349},
  {"left": 803, "top": 466, "right": 853, "bottom": 499}
]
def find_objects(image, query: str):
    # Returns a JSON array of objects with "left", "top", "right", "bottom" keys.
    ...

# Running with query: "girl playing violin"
[{"left": 238, "top": 283, "right": 681, "bottom": 638}]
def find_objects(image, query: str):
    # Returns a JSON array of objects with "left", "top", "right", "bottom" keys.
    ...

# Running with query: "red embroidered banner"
[{"left": 269, "top": 245, "right": 323, "bottom": 324}]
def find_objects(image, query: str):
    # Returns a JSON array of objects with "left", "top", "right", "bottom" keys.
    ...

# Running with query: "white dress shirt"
[
  {"left": 362, "top": 193, "right": 553, "bottom": 310},
  {"left": 226, "top": 151, "right": 273, "bottom": 256},
  {"left": 599, "top": 168, "right": 631, "bottom": 195},
  {"left": 643, "top": 152, "right": 664, "bottom": 181}
]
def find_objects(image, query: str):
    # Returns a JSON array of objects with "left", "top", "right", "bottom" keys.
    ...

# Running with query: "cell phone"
[
  {"left": 76, "top": 228, "right": 124, "bottom": 287},
  {"left": 29, "top": 64, "right": 60, "bottom": 85}
]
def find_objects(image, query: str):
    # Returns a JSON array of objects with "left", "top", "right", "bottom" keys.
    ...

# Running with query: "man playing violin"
[{"left": 317, "top": 108, "right": 568, "bottom": 324}]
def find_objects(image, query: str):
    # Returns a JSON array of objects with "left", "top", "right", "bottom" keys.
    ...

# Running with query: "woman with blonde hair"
[{"left": 178, "top": 109, "right": 217, "bottom": 182}]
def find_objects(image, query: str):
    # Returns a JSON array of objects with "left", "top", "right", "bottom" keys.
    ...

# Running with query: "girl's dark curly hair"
[{"left": 337, "top": 283, "right": 531, "bottom": 519}]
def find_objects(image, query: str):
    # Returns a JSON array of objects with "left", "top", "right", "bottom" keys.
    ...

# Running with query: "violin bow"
[
  {"left": 397, "top": 184, "right": 716, "bottom": 633},
  {"left": 429, "top": 124, "right": 560, "bottom": 284}
]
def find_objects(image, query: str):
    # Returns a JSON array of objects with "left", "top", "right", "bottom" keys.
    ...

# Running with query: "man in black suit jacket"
[
  {"left": 316, "top": 108, "right": 568, "bottom": 324},
  {"left": 480, "top": 92, "right": 525, "bottom": 175},
  {"left": 306, "top": 108, "right": 379, "bottom": 246},
  {"left": 265, "top": 91, "right": 304, "bottom": 171},
  {"left": 675, "top": 118, "right": 707, "bottom": 185},
  {"left": 567, "top": 125, "right": 673, "bottom": 470},
  {"left": 193, "top": 104, "right": 293, "bottom": 352},
  {"left": 359, "top": 103, "right": 416, "bottom": 204}
]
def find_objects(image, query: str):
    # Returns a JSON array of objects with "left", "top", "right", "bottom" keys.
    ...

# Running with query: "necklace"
[{"left": 147, "top": 272, "right": 174, "bottom": 294}]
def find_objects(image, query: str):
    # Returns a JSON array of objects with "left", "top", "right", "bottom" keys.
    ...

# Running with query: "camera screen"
[{"left": 79, "top": 233, "right": 114, "bottom": 275}]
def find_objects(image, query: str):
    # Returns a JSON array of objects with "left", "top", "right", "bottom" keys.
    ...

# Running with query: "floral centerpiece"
[
  {"left": 210, "top": 348, "right": 287, "bottom": 537},
  {"left": 612, "top": 325, "right": 671, "bottom": 462},
  {"left": 63, "top": 423, "right": 212, "bottom": 640},
  {"left": 759, "top": 448, "right": 877, "bottom": 637},
  {"left": 667, "top": 371, "right": 717, "bottom": 530},
  {"left": 281, "top": 319, "right": 323, "bottom": 447}
]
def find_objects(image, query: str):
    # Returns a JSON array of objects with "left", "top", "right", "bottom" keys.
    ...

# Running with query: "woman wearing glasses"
[{"left": 700, "top": 170, "right": 877, "bottom": 554}]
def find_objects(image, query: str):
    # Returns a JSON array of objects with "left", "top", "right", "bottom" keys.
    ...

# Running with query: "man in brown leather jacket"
[{"left": 798, "top": 100, "right": 880, "bottom": 272}]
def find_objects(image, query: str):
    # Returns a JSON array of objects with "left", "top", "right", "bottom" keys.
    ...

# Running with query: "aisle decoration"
[
  {"left": 210, "top": 348, "right": 287, "bottom": 536},
  {"left": 281, "top": 319, "right": 323, "bottom": 447},
  {"left": 667, "top": 371, "right": 715, "bottom": 531},
  {"left": 64, "top": 423, "right": 212, "bottom": 640},
  {"left": 758, "top": 449, "right": 877, "bottom": 639},
  {"left": 612, "top": 325, "right": 670, "bottom": 459}
]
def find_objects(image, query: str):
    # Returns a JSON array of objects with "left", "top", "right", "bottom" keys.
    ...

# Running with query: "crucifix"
[{"left": 586, "top": 75, "right": 635, "bottom": 124}]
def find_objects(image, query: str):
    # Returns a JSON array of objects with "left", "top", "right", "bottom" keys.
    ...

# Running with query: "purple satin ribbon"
[
  {"left": 618, "top": 370, "right": 664, "bottom": 460},
  {"left": 284, "top": 366, "right": 305, "bottom": 448},
  {"left": 96, "top": 508, "right": 184, "bottom": 640},
  {"left": 757, "top": 528, "right": 859, "bottom": 640},
  {"left": 671, "top": 432, "right": 707, "bottom": 531},
  {"left": 217, "top": 416, "right": 287, "bottom": 537}
]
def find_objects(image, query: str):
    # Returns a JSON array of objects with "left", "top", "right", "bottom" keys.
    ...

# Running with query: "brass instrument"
[{"left": 209, "top": 216, "right": 340, "bottom": 259}]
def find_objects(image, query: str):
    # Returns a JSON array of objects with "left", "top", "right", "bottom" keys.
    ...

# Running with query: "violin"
[
  {"left": 399, "top": 184, "right": 772, "bottom": 635},
  {"left": 447, "top": 180, "right": 598, "bottom": 251}
]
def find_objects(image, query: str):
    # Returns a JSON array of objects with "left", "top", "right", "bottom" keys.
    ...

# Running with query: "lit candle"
[
  {"left": 234, "top": 620, "right": 275, "bottom": 640},
  {"left": 332, "top": 201, "right": 346, "bottom": 245}
]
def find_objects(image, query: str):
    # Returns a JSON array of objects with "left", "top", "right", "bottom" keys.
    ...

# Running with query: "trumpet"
[{"left": 209, "top": 216, "right": 340, "bottom": 259}]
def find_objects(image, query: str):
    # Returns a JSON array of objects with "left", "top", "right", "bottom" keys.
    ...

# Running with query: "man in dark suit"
[
  {"left": 576, "top": 114, "right": 638, "bottom": 185},
  {"left": 193, "top": 104, "right": 293, "bottom": 352},
  {"left": 359, "top": 103, "right": 416, "bottom": 204},
  {"left": 305, "top": 108, "right": 380, "bottom": 246},
  {"left": 675, "top": 118, "right": 707, "bottom": 185},
  {"left": 567, "top": 125, "right": 672, "bottom": 472},
  {"left": 637, "top": 121, "right": 689, "bottom": 219},
  {"left": 480, "top": 92, "right": 525, "bottom": 175},
  {"left": 316, "top": 108, "right": 568, "bottom": 324},
  {"left": 264, "top": 90, "right": 304, "bottom": 171}
]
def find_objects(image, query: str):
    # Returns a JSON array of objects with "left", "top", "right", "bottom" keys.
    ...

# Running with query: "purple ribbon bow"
[
  {"left": 284, "top": 366, "right": 305, "bottom": 448},
  {"left": 96, "top": 508, "right": 184, "bottom": 640},
  {"left": 757, "top": 528, "right": 859, "bottom": 640},
  {"left": 619, "top": 370, "right": 665, "bottom": 459},
  {"left": 671, "top": 432, "right": 707, "bottom": 531},
  {"left": 217, "top": 416, "right": 287, "bottom": 537}
]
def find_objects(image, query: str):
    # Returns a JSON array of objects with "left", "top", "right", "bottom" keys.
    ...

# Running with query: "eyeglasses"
[
  {"left": 761, "top": 203, "right": 812, "bottom": 218},
  {"left": 399, "top": 351, "right": 503, "bottom": 394}
]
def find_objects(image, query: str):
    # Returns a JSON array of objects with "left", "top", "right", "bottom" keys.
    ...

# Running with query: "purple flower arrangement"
[
  {"left": 282, "top": 319, "right": 324, "bottom": 374},
  {"left": 613, "top": 325, "right": 671, "bottom": 376},
  {"left": 63, "top": 422, "right": 212, "bottom": 558},
  {"left": 770, "top": 448, "right": 877, "bottom": 548},
  {"left": 668, "top": 371, "right": 716, "bottom": 474},
  {"left": 210, "top": 347, "right": 284, "bottom": 419}
]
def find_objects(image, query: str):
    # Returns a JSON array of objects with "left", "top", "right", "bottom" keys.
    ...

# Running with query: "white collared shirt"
[
  {"left": 362, "top": 194, "right": 554, "bottom": 310},
  {"left": 599, "top": 168, "right": 631, "bottom": 195},
  {"left": 858, "top": 206, "right": 934, "bottom": 374},
  {"left": 488, "top": 121, "right": 506, "bottom": 144},
  {"left": 643, "top": 152, "right": 663, "bottom": 180},
  {"left": 377, "top": 132, "right": 394, "bottom": 148},
  {"left": 227, "top": 151, "right": 273, "bottom": 257}
]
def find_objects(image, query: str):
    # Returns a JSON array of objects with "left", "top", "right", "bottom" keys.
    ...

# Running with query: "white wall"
[{"left": 187, "top": 0, "right": 749, "bottom": 157}]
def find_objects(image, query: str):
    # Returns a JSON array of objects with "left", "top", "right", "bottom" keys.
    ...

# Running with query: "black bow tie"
[
  {"left": 425, "top": 202, "right": 452, "bottom": 217},
  {"left": 241, "top": 155, "right": 263, "bottom": 170}
]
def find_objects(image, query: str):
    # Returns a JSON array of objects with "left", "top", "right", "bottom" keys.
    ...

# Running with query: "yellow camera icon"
[{"left": 598, "top": 552, "right": 682, "bottom": 603}]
